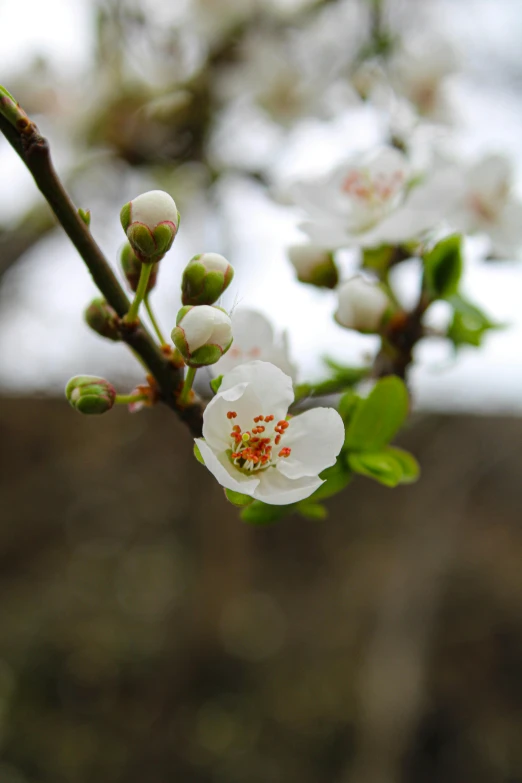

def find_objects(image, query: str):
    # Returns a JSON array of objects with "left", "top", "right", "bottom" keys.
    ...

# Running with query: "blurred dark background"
[{"left": 1, "top": 400, "right": 521, "bottom": 783}]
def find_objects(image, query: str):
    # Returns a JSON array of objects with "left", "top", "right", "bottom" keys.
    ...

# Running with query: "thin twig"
[{"left": 0, "top": 109, "right": 203, "bottom": 435}]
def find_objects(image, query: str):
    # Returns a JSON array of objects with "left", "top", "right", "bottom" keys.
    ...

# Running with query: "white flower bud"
[
  {"left": 335, "top": 276, "right": 389, "bottom": 333},
  {"left": 288, "top": 244, "right": 338, "bottom": 288},
  {"left": 120, "top": 190, "right": 180, "bottom": 262},
  {"left": 171, "top": 305, "right": 233, "bottom": 367},
  {"left": 181, "top": 252, "right": 234, "bottom": 306}
]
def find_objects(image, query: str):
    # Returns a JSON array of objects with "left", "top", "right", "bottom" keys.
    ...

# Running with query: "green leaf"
[
  {"left": 348, "top": 451, "right": 404, "bottom": 488},
  {"left": 193, "top": 442, "right": 205, "bottom": 465},
  {"left": 310, "top": 461, "right": 352, "bottom": 501},
  {"left": 241, "top": 501, "right": 294, "bottom": 526},
  {"left": 297, "top": 502, "right": 328, "bottom": 520},
  {"left": 225, "top": 489, "right": 254, "bottom": 507},
  {"left": 344, "top": 376, "right": 409, "bottom": 452},
  {"left": 337, "top": 390, "right": 361, "bottom": 424},
  {"left": 210, "top": 375, "right": 223, "bottom": 394},
  {"left": 447, "top": 294, "right": 502, "bottom": 349},
  {"left": 423, "top": 235, "right": 463, "bottom": 299},
  {"left": 385, "top": 446, "right": 420, "bottom": 483}
]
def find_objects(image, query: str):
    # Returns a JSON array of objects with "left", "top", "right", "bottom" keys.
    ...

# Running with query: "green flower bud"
[
  {"left": 120, "top": 242, "right": 158, "bottom": 292},
  {"left": 84, "top": 298, "right": 121, "bottom": 341},
  {"left": 120, "top": 190, "right": 180, "bottom": 263},
  {"left": 181, "top": 252, "right": 234, "bottom": 306},
  {"left": 65, "top": 376, "right": 116, "bottom": 415},
  {"left": 171, "top": 305, "right": 233, "bottom": 368}
]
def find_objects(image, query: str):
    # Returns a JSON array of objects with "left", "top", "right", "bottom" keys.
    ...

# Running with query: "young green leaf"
[
  {"left": 297, "top": 502, "right": 328, "bottom": 520},
  {"left": 344, "top": 376, "right": 409, "bottom": 452},
  {"left": 193, "top": 442, "right": 205, "bottom": 465},
  {"left": 309, "top": 461, "right": 352, "bottom": 501},
  {"left": 385, "top": 446, "right": 420, "bottom": 483},
  {"left": 347, "top": 450, "right": 404, "bottom": 488},
  {"left": 225, "top": 489, "right": 254, "bottom": 507},
  {"left": 241, "top": 501, "right": 294, "bottom": 525},
  {"left": 210, "top": 375, "right": 223, "bottom": 394},
  {"left": 423, "top": 235, "right": 463, "bottom": 299}
]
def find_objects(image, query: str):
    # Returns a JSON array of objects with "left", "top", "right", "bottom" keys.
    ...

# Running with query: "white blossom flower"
[
  {"left": 196, "top": 361, "right": 345, "bottom": 505},
  {"left": 172, "top": 305, "right": 233, "bottom": 367},
  {"left": 335, "top": 276, "right": 390, "bottom": 333},
  {"left": 451, "top": 154, "right": 522, "bottom": 258},
  {"left": 213, "top": 309, "right": 297, "bottom": 381},
  {"left": 291, "top": 146, "right": 461, "bottom": 250},
  {"left": 388, "top": 35, "right": 459, "bottom": 123}
]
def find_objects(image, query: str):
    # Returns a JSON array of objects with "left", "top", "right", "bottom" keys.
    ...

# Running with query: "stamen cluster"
[{"left": 227, "top": 411, "right": 291, "bottom": 470}]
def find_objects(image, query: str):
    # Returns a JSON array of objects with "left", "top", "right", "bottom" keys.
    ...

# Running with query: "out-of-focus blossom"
[
  {"left": 388, "top": 35, "right": 459, "bottom": 123},
  {"left": 196, "top": 361, "right": 344, "bottom": 504},
  {"left": 335, "top": 276, "right": 390, "bottom": 333},
  {"left": 213, "top": 309, "right": 297, "bottom": 381},
  {"left": 287, "top": 245, "right": 338, "bottom": 288},
  {"left": 451, "top": 154, "right": 522, "bottom": 259},
  {"left": 291, "top": 146, "right": 460, "bottom": 250}
]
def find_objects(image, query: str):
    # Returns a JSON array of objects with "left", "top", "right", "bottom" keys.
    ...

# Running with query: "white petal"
[
  {"left": 254, "top": 468, "right": 323, "bottom": 505},
  {"left": 196, "top": 438, "right": 260, "bottom": 496},
  {"left": 202, "top": 381, "right": 250, "bottom": 451},
  {"left": 130, "top": 190, "right": 178, "bottom": 228},
  {"left": 204, "top": 381, "right": 275, "bottom": 452},
  {"left": 181, "top": 306, "right": 215, "bottom": 351},
  {"left": 277, "top": 408, "right": 345, "bottom": 479},
  {"left": 219, "top": 361, "right": 294, "bottom": 420}
]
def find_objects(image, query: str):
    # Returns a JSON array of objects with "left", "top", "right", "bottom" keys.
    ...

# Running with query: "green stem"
[
  {"left": 144, "top": 294, "right": 167, "bottom": 346},
  {"left": 125, "top": 263, "right": 152, "bottom": 324},
  {"left": 115, "top": 393, "right": 148, "bottom": 405},
  {"left": 0, "top": 90, "right": 204, "bottom": 435},
  {"left": 179, "top": 367, "right": 197, "bottom": 405}
]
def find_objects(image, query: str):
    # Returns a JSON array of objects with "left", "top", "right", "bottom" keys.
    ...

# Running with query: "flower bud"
[
  {"left": 171, "top": 305, "right": 233, "bottom": 367},
  {"left": 288, "top": 245, "right": 338, "bottom": 288},
  {"left": 120, "top": 190, "right": 180, "bottom": 263},
  {"left": 181, "top": 252, "right": 234, "bottom": 306},
  {"left": 84, "top": 298, "right": 121, "bottom": 341},
  {"left": 65, "top": 376, "right": 116, "bottom": 415},
  {"left": 335, "top": 276, "right": 390, "bottom": 333},
  {"left": 120, "top": 242, "right": 158, "bottom": 293}
]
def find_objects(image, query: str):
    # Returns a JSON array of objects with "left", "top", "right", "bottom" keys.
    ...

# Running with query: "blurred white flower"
[
  {"left": 213, "top": 309, "right": 297, "bottom": 381},
  {"left": 388, "top": 35, "right": 459, "bottom": 123},
  {"left": 335, "top": 276, "right": 390, "bottom": 333},
  {"left": 451, "top": 154, "right": 522, "bottom": 259},
  {"left": 291, "top": 146, "right": 460, "bottom": 250},
  {"left": 196, "top": 361, "right": 345, "bottom": 505}
]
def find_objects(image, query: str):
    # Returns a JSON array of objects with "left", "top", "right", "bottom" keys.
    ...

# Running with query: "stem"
[
  {"left": 179, "top": 367, "right": 197, "bottom": 405},
  {"left": 144, "top": 295, "right": 167, "bottom": 346},
  {"left": 125, "top": 263, "right": 152, "bottom": 324},
  {"left": 115, "top": 393, "right": 148, "bottom": 405},
  {"left": 0, "top": 94, "right": 204, "bottom": 434}
]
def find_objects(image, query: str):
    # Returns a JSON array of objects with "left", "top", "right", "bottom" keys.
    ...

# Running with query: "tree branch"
[{"left": 0, "top": 108, "right": 203, "bottom": 435}]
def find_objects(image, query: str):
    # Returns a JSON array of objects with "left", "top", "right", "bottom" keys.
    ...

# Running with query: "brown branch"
[{"left": 0, "top": 107, "right": 204, "bottom": 435}]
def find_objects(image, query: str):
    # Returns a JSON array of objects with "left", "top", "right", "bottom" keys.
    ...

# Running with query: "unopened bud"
[
  {"left": 120, "top": 190, "right": 180, "bottom": 263},
  {"left": 65, "top": 375, "right": 116, "bottom": 415},
  {"left": 84, "top": 298, "right": 121, "bottom": 341},
  {"left": 171, "top": 305, "right": 233, "bottom": 367},
  {"left": 288, "top": 245, "right": 339, "bottom": 288},
  {"left": 335, "top": 276, "right": 390, "bottom": 333},
  {"left": 181, "top": 252, "right": 234, "bottom": 306},
  {"left": 120, "top": 242, "right": 158, "bottom": 292}
]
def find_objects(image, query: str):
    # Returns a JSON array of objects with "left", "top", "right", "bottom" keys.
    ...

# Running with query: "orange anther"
[{"left": 227, "top": 411, "right": 237, "bottom": 419}]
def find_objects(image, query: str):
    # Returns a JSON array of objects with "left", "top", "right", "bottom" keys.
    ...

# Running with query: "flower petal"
[
  {"left": 196, "top": 438, "right": 260, "bottom": 496},
  {"left": 254, "top": 468, "right": 323, "bottom": 505},
  {"left": 277, "top": 408, "right": 345, "bottom": 479},
  {"left": 219, "top": 361, "right": 294, "bottom": 420}
]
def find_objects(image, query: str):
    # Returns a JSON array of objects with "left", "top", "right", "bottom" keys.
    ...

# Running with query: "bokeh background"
[{"left": 1, "top": 1, "right": 522, "bottom": 781}]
